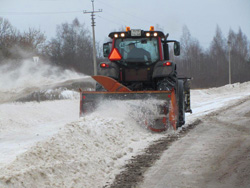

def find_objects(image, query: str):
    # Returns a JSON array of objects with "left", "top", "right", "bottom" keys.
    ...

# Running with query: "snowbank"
[
  {"left": 0, "top": 100, "right": 167, "bottom": 188},
  {"left": 188, "top": 81, "right": 250, "bottom": 119}
]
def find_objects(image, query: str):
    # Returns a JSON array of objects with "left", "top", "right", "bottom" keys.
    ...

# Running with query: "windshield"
[{"left": 114, "top": 38, "right": 159, "bottom": 64}]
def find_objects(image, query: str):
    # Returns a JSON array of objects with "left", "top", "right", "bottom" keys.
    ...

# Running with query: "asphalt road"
[{"left": 138, "top": 97, "right": 250, "bottom": 188}]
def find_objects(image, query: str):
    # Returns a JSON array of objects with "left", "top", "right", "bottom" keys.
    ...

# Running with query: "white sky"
[{"left": 0, "top": 0, "right": 249, "bottom": 49}]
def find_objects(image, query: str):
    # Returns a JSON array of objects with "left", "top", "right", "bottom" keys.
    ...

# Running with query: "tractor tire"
[
  {"left": 177, "top": 80, "right": 185, "bottom": 128},
  {"left": 157, "top": 76, "right": 177, "bottom": 91}
]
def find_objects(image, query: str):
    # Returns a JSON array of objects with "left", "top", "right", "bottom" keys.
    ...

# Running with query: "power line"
[
  {"left": 97, "top": 15, "right": 123, "bottom": 26},
  {"left": 0, "top": 10, "right": 82, "bottom": 15},
  {"left": 95, "top": 0, "right": 154, "bottom": 25},
  {"left": 96, "top": 14, "right": 137, "bottom": 28}
]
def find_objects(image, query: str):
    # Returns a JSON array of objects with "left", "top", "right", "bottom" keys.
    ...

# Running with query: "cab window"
[{"left": 114, "top": 38, "right": 159, "bottom": 64}]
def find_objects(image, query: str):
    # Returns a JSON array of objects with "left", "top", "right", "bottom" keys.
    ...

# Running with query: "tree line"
[
  {"left": 0, "top": 17, "right": 249, "bottom": 88},
  {"left": 0, "top": 17, "right": 96, "bottom": 75},
  {"left": 175, "top": 25, "right": 250, "bottom": 88}
]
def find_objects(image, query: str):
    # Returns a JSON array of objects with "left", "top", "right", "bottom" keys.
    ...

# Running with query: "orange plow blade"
[
  {"left": 92, "top": 75, "right": 131, "bottom": 92},
  {"left": 80, "top": 76, "right": 178, "bottom": 132}
]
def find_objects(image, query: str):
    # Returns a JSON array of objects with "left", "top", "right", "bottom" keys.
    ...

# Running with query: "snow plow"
[{"left": 80, "top": 26, "right": 192, "bottom": 132}]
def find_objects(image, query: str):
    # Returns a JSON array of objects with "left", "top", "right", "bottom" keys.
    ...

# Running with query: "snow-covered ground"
[{"left": 0, "top": 61, "right": 250, "bottom": 187}]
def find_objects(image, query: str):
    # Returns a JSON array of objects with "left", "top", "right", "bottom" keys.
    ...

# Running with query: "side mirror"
[
  {"left": 103, "top": 42, "right": 112, "bottom": 57},
  {"left": 174, "top": 41, "right": 180, "bottom": 56}
]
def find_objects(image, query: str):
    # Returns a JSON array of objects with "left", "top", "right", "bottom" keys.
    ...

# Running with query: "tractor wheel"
[
  {"left": 177, "top": 80, "right": 185, "bottom": 128},
  {"left": 157, "top": 76, "right": 177, "bottom": 91}
]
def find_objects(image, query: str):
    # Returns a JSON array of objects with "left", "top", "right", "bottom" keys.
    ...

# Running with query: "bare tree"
[
  {"left": 228, "top": 28, "right": 250, "bottom": 83},
  {"left": 0, "top": 17, "right": 18, "bottom": 62},
  {"left": 20, "top": 28, "right": 46, "bottom": 52},
  {"left": 177, "top": 25, "right": 204, "bottom": 88},
  {"left": 0, "top": 17, "right": 47, "bottom": 63},
  {"left": 209, "top": 25, "right": 227, "bottom": 86},
  {"left": 47, "top": 18, "right": 93, "bottom": 74},
  {"left": 15, "top": 28, "right": 46, "bottom": 59}
]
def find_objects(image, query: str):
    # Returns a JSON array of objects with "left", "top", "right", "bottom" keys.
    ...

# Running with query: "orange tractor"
[{"left": 80, "top": 26, "right": 192, "bottom": 132}]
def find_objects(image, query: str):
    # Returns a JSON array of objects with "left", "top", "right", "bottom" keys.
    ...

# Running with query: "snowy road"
[
  {"left": 139, "top": 97, "right": 250, "bottom": 188},
  {"left": 0, "top": 81, "right": 250, "bottom": 188}
]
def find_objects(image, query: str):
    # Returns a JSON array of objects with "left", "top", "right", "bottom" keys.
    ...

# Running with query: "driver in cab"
[{"left": 127, "top": 43, "right": 151, "bottom": 62}]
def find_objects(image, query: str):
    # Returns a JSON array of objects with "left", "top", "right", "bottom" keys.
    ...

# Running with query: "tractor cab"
[
  {"left": 99, "top": 26, "right": 181, "bottom": 91},
  {"left": 103, "top": 26, "right": 180, "bottom": 67}
]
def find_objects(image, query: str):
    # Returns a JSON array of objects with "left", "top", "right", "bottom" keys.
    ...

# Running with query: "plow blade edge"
[{"left": 80, "top": 90, "right": 178, "bottom": 131}]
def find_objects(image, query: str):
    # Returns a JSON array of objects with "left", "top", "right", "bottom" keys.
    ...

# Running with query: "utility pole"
[
  {"left": 227, "top": 40, "right": 231, "bottom": 84},
  {"left": 84, "top": 0, "right": 102, "bottom": 76}
]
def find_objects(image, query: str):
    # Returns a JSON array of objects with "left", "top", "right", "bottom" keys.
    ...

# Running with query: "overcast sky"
[{"left": 1, "top": 0, "right": 249, "bottom": 49}]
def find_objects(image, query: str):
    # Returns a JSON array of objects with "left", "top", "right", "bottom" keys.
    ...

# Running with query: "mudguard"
[
  {"left": 97, "top": 61, "right": 119, "bottom": 80},
  {"left": 152, "top": 61, "right": 175, "bottom": 78}
]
